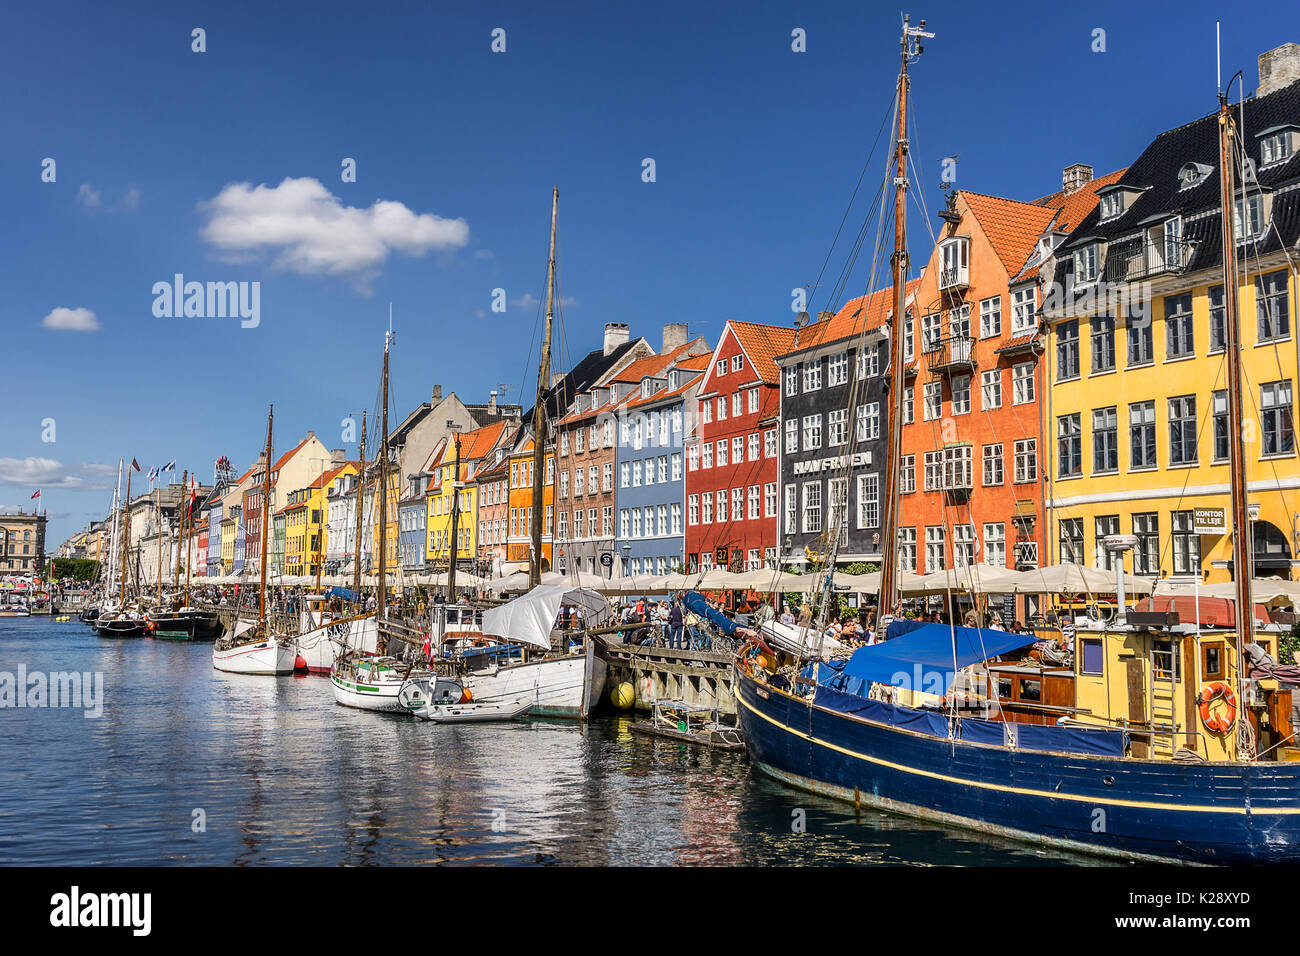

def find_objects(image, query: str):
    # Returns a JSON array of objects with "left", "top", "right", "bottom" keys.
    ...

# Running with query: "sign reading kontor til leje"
[{"left": 1193, "top": 507, "right": 1226, "bottom": 535}]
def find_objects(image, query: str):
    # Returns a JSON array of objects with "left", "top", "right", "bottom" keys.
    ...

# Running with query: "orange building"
[
  {"left": 504, "top": 434, "right": 555, "bottom": 574},
  {"left": 899, "top": 165, "right": 1121, "bottom": 594}
]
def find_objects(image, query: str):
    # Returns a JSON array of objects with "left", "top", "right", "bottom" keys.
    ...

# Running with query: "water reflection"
[{"left": 0, "top": 619, "right": 1099, "bottom": 866}]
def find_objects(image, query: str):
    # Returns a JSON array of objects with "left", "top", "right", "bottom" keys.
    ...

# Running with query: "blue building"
[{"left": 614, "top": 339, "right": 711, "bottom": 578}]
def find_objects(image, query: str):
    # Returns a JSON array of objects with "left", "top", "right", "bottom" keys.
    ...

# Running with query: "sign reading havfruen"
[{"left": 1193, "top": 507, "right": 1226, "bottom": 535}]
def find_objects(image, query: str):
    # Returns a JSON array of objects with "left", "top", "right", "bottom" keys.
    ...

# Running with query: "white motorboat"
[
  {"left": 412, "top": 698, "right": 534, "bottom": 723},
  {"left": 331, "top": 653, "right": 428, "bottom": 712},
  {"left": 212, "top": 629, "right": 298, "bottom": 675}
]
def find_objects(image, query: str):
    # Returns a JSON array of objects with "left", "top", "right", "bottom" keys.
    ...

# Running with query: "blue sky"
[{"left": 3, "top": 0, "right": 1295, "bottom": 545}]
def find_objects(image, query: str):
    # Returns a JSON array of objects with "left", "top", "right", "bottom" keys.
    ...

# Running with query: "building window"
[
  {"left": 1011, "top": 286, "right": 1036, "bottom": 335},
  {"left": 802, "top": 482, "right": 822, "bottom": 534},
  {"left": 1208, "top": 285, "right": 1226, "bottom": 353},
  {"left": 716, "top": 440, "right": 727, "bottom": 468},
  {"left": 1165, "top": 293, "right": 1194, "bottom": 359},
  {"left": 748, "top": 485, "right": 761, "bottom": 519},
  {"left": 856, "top": 403, "right": 880, "bottom": 442},
  {"left": 1258, "top": 270, "right": 1291, "bottom": 342},
  {"left": 716, "top": 490, "right": 727, "bottom": 523},
  {"left": 765, "top": 482, "right": 777, "bottom": 518},
  {"left": 943, "top": 445, "right": 972, "bottom": 490},
  {"left": 785, "top": 419, "right": 797, "bottom": 454},
  {"left": 732, "top": 393, "right": 742, "bottom": 417},
  {"left": 1014, "top": 439, "right": 1037, "bottom": 483},
  {"left": 1234, "top": 194, "right": 1265, "bottom": 243},
  {"left": 1133, "top": 513, "right": 1159, "bottom": 574},
  {"left": 688, "top": 495, "right": 698, "bottom": 525},
  {"left": 982, "top": 443, "right": 1003, "bottom": 486},
  {"left": 923, "top": 382, "right": 942, "bottom": 421},
  {"left": 1261, "top": 131, "right": 1294, "bottom": 165},
  {"left": 980, "top": 369, "right": 1001, "bottom": 410},
  {"left": 1171, "top": 510, "right": 1200, "bottom": 574},
  {"left": 858, "top": 345, "right": 879, "bottom": 378},
  {"left": 732, "top": 354, "right": 744, "bottom": 373},
  {"left": 984, "top": 523, "right": 1005, "bottom": 567},
  {"left": 732, "top": 487, "right": 743, "bottom": 522},
  {"left": 701, "top": 444, "right": 712, "bottom": 469},
  {"left": 1093, "top": 406, "right": 1118, "bottom": 473},
  {"left": 803, "top": 360, "right": 822, "bottom": 392},
  {"left": 902, "top": 386, "right": 914, "bottom": 424},
  {"left": 785, "top": 366, "right": 797, "bottom": 396},
  {"left": 952, "top": 375, "right": 971, "bottom": 415},
  {"left": 900, "top": 455, "right": 915, "bottom": 494},
  {"left": 1057, "top": 414, "right": 1081, "bottom": 477},
  {"left": 1126, "top": 310, "right": 1153, "bottom": 366},
  {"left": 687, "top": 446, "right": 698, "bottom": 471},
  {"left": 731, "top": 437, "right": 742, "bottom": 465},
  {"left": 925, "top": 525, "right": 946, "bottom": 572},
  {"left": 856, "top": 473, "right": 879, "bottom": 529},
  {"left": 1094, "top": 515, "right": 1119, "bottom": 569},
  {"left": 716, "top": 397, "right": 727, "bottom": 421},
  {"left": 748, "top": 389, "right": 759, "bottom": 414},
  {"left": 828, "top": 409, "right": 848, "bottom": 447},
  {"left": 1057, "top": 320, "right": 1080, "bottom": 380},
  {"left": 1012, "top": 362, "right": 1035, "bottom": 405},
  {"left": 897, "top": 527, "right": 916, "bottom": 572},
  {"left": 1212, "top": 390, "right": 1229, "bottom": 462},
  {"left": 1091, "top": 314, "right": 1115, "bottom": 372},
  {"left": 1261, "top": 380, "right": 1295, "bottom": 456},
  {"left": 980, "top": 295, "right": 1001, "bottom": 338},
  {"left": 924, "top": 451, "right": 944, "bottom": 492},
  {"left": 828, "top": 352, "right": 848, "bottom": 386},
  {"left": 1129, "top": 400, "right": 1157, "bottom": 469},
  {"left": 765, "top": 428, "right": 777, "bottom": 457},
  {"left": 784, "top": 485, "right": 797, "bottom": 535},
  {"left": 921, "top": 313, "right": 942, "bottom": 353},
  {"left": 802, "top": 414, "right": 822, "bottom": 450},
  {"left": 701, "top": 401, "right": 712, "bottom": 424},
  {"left": 953, "top": 523, "right": 976, "bottom": 567},
  {"left": 716, "top": 360, "right": 727, "bottom": 378},
  {"left": 671, "top": 454, "right": 682, "bottom": 481},
  {"left": 1168, "top": 395, "right": 1197, "bottom": 465},
  {"left": 1059, "top": 518, "right": 1084, "bottom": 564}
]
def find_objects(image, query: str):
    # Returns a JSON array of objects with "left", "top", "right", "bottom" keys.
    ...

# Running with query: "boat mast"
[
  {"left": 174, "top": 470, "right": 187, "bottom": 594},
  {"left": 184, "top": 474, "right": 194, "bottom": 605},
  {"left": 121, "top": 468, "right": 133, "bottom": 604},
  {"left": 378, "top": 335, "right": 390, "bottom": 621},
  {"left": 108, "top": 460, "right": 122, "bottom": 601},
  {"left": 354, "top": 410, "right": 366, "bottom": 603},
  {"left": 531, "top": 187, "right": 559, "bottom": 589},
  {"left": 155, "top": 482, "right": 164, "bottom": 604},
  {"left": 258, "top": 406, "right": 274, "bottom": 630},
  {"left": 1216, "top": 90, "right": 1254, "bottom": 758},
  {"left": 447, "top": 430, "right": 463, "bottom": 604},
  {"left": 876, "top": 16, "right": 930, "bottom": 633}
]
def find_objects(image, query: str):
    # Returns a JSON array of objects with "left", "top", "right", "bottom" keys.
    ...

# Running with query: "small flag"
[
  {"left": 30, "top": 489, "right": 40, "bottom": 499},
  {"left": 147, "top": 467, "right": 158, "bottom": 483},
  {"left": 162, "top": 460, "right": 176, "bottom": 473},
  {"left": 130, "top": 458, "right": 141, "bottom": 472}
]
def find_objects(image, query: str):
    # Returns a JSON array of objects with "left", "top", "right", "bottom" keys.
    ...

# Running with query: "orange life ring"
[{"left": 1197, "top": 682, "right": 1237, "bottom": 735}]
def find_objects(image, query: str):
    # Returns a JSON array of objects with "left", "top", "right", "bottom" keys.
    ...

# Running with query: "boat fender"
[{"left": 1197, "top": 681, "right": 1237, "bottom": 735}]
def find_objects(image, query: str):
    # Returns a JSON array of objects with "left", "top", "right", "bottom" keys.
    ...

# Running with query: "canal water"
[{"left": 0, "top": 617, "right": 1100, "bottom": 866}]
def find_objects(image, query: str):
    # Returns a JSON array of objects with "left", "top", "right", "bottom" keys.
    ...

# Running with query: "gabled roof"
[
  {"left": 424, "top": 420, "right": 513, "bottom": 473},
  {"left": 960, "top": 192, "right": 1060, "bottom": 279},
  {"left": 779, "top": 280, "right": 922, "bottom": 359},
  {"left": 309, "top": 461, "right": 360, "bottom": 490},
  {"left": 703, "top": 321, "right": 799, "bottom": 392},
  {"left": 560, "top": 338, "right": 711, "bottom": 425}
]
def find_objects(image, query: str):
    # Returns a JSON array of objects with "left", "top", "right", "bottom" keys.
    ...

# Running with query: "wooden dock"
[{"left": 593, "top": 634, "right": 736, "bottom": 715}]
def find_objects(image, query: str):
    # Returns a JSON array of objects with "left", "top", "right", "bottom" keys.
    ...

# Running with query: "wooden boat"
[
  {"left": 212, "top": 405, "right": 296, "bottom": 675},
  {"left": 0, "top": 605, "right": 32, "bottom": 618},
  {"left": 414, "top": 698, "right": 534, "bottom": 723}
]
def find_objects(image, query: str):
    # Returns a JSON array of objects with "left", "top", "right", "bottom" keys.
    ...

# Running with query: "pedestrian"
[{"left": 668, "top": 599, "right": 684, "bottom": 649}]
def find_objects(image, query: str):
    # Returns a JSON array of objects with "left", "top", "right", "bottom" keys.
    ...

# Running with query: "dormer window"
[
  {"left": 939, "top": 237, "right": 969, "bottom": 289},
  {"left": 1073, "top": 243, "right": 1099, "bottom": 284},
  {"left": 1234, "top": 194, "right": 1266, "bottom": 243},
  {"left": 1259, "top": 125, "right": 1298, "bottom": 166},
  {"left": 641, "top": 379, "right": 652, "bottom": 398},
  {"left": 1098, "top": 193, "right": 1123, "bottom": 220},
  {"left": 668, "top": 370, "right": 680, "bottom": 389},
  {"left": 1178, "top": 162, "right": 1213, "bottom": 190}
]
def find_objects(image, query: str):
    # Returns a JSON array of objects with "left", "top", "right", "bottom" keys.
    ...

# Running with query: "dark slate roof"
[
  {"left": 1051, "top": 78, "right": 1300, "bottom": 300},
  {"left": 517, "top": 339, "right": 642, "bottom": 437}
]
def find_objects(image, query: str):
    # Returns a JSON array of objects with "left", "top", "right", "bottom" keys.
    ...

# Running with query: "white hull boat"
[
  {"left": 413, "top": 698, "right": 533, "bottom": 723},
  {"left": 296, "top": 613, "right": 378, "bottom": 675},
  {"left": 331, "top": 656, "right": 426, "bottom": 712},
  {"left": 212, "top": 638, "right": 297, "bottom": 675},
  {"left": 463, "top": 653, "right": 589, "bottom": 718}
]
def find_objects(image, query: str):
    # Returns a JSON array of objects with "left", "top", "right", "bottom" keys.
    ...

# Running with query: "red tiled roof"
[
  {"left": 960, "top": 192, "right": 1059, "bottom": 279},
  {"left": 1004, "top": 168, "right": 1127, "bottom": 282},
  {"left": 781, "top": 279, "right": 922, "bottom": 357},
  {"left": 724, "top": 321, "right": 799, "bottom": 385},
  {"left": 271, "top": 437, "right": 311, "bottom": 473},
  {"left": 309, "top": 461, "right": 360, "bottom": 490}
]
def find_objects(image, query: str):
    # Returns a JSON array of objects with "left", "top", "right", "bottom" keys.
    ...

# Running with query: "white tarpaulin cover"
[{"left": 481, "top": 585, "right": 609, "bottom": 650}]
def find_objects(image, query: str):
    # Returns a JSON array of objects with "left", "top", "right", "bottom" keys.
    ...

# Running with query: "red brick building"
[{"left": 685, "top": 321, "right": 797, "bottom": 572}]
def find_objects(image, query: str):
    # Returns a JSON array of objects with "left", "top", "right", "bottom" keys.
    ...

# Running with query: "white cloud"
[
  {"left": 199, "top": 176, "right": 469, "bottom": 277},
  {"left": 41, "top": 307, "right": 100, "bottom": 332},
  {"left": 0, "top": 458, "right": 112, "bottom": 490},
  {"left": 78, "top": 183, "right": 139, "bottom": 212},
  {"left": 512, "top": 293, "right": 540, "bottom": 309},
  {"left": 77, "top": 184, "right": 102, "bottom": 208}
]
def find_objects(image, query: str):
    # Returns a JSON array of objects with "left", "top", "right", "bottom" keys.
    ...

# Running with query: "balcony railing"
[
  {"left": 939, "top": 264, "right": 970, "bottom": 290},
  {"left": 927, "top": 334, "right": 977, "bottom": 374},
  {"left": 1102, "top": 238, "right": 1197, "bottom": 283}
]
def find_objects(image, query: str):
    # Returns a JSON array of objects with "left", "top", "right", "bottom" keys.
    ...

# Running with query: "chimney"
[
  {"left": 306, "top": 430, "right": 315, "bottom": 441},
  {"left": 331, "top": 448, "right": 345, "bottom": 464},
  {"left": 603, "top": 322, "right": 630, "bottom": 356},
  {"left": 661, "top": 323, "right": 688, "bottom": 352},
  {"left": 1259, "top": 43, "right": 1300, "bottom": 97},
  {"left": 1062, "top": 163, "right": 1093, "bottom": 196},
  {"left": 551, "top": 372, "right": 565, "bottom": 389},
  {"left": 489, "top": 390, "right": 498, "bottom": 414},
  {"left": 817, "top": 310, "right": 835, "bottom": 323},
  {"left": 432, "top": 385, "right": 443, "bottom": 405}
]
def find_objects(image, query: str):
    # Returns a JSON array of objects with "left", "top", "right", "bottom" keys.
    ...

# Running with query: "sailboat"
[
  {"left": 96, "top": 459, "right": 148, "bottom": 637},
  {"left": 331, "top": 326, "right": 432, "bottom": 711},
  {"left": 733, "top": 17, "right": 1300, "bottom": 865},
  {"left": 149, "top": 471, "right": 221, "bottom": 640},
  {"left": 398, "top": 189, "right": 609, "bottom": 719},
  {"left": 295, "top": 410, "right": 379, "bottom": 674},
  {"left": 212, "top": 406, "right": 298, "bottom": 675}
]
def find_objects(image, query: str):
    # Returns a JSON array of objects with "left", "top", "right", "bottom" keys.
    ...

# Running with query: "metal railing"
[
  {"left": 927, "top": 334, "right": 977, "bottom": 373},
  {"left": 1103, "top": 238, "right": 1196, "bottom": 283}
]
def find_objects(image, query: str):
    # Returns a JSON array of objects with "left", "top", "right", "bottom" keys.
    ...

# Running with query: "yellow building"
[
  {"left": 423, "top": 421, "right": 512, "bottom": 572},
  {"left": 1043, "top": 69, "right": 1300, "bottom": 583}
]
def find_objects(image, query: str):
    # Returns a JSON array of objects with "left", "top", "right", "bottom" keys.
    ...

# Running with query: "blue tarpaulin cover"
[
  {"left": 684, "top": 591, "right": 737, "bottom": 637},
  {"left": 837, "top": 622, "right": 1039, "bottom": 690}
]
